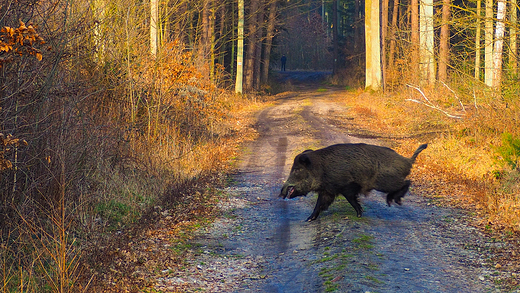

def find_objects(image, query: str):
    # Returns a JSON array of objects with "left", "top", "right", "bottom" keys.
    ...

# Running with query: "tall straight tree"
[
  {"left": 150, "top": 0, "right": 159, "bottom": 56},
  {"left": 485, "top": 0, "right": 493, "bottom": 86},
  {"left": 510, "top": 0, "right": 518, "bottom": 75},
  {"left": 475, "top": 0, "right": 482, "bottom": 79},
  {"left": 382, "top": 0, "right": 389, "bottom": 87},
  {"left": 333, "top": 0, "right": 339, "bottom": 75},
  {"left": 388, "top": 0, "right": 399, "bottom": 77},
  {"left": 262, "top": 0, "right": 278, "bottom": 83},
  {"left": 492, "top": 0, "right": 507, "bottom": 89},
  {"left": 253, "top": 0, "right": 265, "bottom": 90},
  {"left": 438, "top": 0, "right": 450, "bottom": 82},
  {"left": 235, "top": 0, "right": 244, "bottom": 93},
  {"left": 420, "top": 0, "right": 435, "bottom": 84},
  {"left": 365, "top": 0, "right": 381, "bottom": 89},
  {"left": 410, "top": 0, "right": 419, "bottom": 80},
  {"left": 244, "top": 0, "right": 260, "bottom": 91}
]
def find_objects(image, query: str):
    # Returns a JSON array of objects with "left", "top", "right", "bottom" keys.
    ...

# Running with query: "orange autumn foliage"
[{"left": 0, "top": 20, "right": 45, "bottom": 67}]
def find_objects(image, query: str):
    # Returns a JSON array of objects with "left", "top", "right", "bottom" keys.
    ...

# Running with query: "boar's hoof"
[{"left": 306, "top": 215, "right": 318, "bottom": 222}]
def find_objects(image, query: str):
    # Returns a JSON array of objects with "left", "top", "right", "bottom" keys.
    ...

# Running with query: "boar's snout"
[{"left": 280, "top": 184, "right": 296, "bottom": 199}]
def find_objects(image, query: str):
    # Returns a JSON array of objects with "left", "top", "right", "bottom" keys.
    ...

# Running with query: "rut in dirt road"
[{"left": 162, "top": 89, "right": 503, "bottom": 293}]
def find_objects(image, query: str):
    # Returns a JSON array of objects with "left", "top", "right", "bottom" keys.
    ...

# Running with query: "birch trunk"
[
  {"left": 150, "top": 0, "right": 158, "bottom": 57},
  {"left": 475, "top": 0, "right": 482, "bottom": 79},
  {"left": 420, "top": 0, "right": 435, "bottom": 84},
  {"left": 492, "top": 0, "right": 507, "bottom": 89},
  {"left": 485, "top": 0, "right": 494, "bottom": 86},
  {"left": 365, "top": 0, "right": 382, "bottom": 90},
  {"left": 235, "top": 0, "right": 244, "bottom": 93},
  {"left": 510, "top": 0, "right": 518, "bottom": 75}
]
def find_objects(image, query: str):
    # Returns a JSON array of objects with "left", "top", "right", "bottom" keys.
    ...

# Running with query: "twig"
[
  {"left": 473, "top": 88, "right": 479, "bottom": 110},
  {"left": 406, "top": 84, "right": 433, "bottom": 105},
  {"left": 440, "top": 81, "right": 466, "bottom": 112}
]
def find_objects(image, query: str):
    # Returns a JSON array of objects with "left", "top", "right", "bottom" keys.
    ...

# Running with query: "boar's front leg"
[{"left": 306, "top": 191, "right": 334, "bottom": 222}]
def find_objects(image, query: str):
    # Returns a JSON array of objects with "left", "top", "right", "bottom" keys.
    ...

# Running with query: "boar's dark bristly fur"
[{"left": 280, "top": 143, "right": 427, "bottom": 222}]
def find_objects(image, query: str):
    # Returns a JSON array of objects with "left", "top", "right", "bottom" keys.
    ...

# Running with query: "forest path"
[{"left": 158, "top": 82, "right": 503, "bottom": 292}]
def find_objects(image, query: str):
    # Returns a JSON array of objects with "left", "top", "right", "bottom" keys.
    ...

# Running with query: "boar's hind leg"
[
  {"left": 386, "top": 180, "right": 411, "bottom": 206},
  {"left": 306, "top": 192, "right": 335, "bottom": 222},
  {"left": 341, "top": 183, "right": 363, "bottom": 217}
]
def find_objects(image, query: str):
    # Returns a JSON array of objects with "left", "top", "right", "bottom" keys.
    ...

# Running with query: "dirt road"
[{"left": 158, "top": 85, "right": 505, "bottom": 292}]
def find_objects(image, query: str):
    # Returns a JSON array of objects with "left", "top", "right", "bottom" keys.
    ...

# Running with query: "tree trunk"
[
  {"left": 382, "top": 0, "right": 389, "bottom": 89},
  {"left": 235, "top": 0, "right": 244, "bottom": 93},
  {"left": 475, "top": 0, "right": 482, "bottom": 79},
  {"left": 231, "top": 1, "right": 236, "bottom": 77},
  {"left": 388, "top": 0, "right": 399, "bottom": 78},
  {"left": 150, "top": 0, "right": 159, "bottom": 57},
  {"left": 354, "top": 0, "right": 361, "bottom": 56},
  {"left": 410, "top": 0, "right": 419, "bottom": 80},
  {"left": 202, "top": 0, "right": 210, "bottom": 58},
  {"left": 365, "top": 0, "right": 382, "bottom": 90},
  {"left": 438, "top": 0, "right": 450, "bottom": 82},
  {"left": 209, "top": 0, "right": 216, "bottom": 81},
  {"left": 262, "top": 0, "right": 278, "bottom": 84},
  {"left": 253, "top": 1, "right": 264, "bottom": 90},
  {"left": 420, "top": 0, "right": 435, "bottom": 84},
  {"left": 333, "top": 0, "right": 339, "bottom": 75},
  {"left": 485, "top": 0, "right": 494, "bottom": 86},
  {"left": 244, "top": 0, "right": 260, "bottom": 91},
  {"left": 492, "top": 0, "right": 507, "bottom": 89},
  {"left": 510, "top": 0, "right": 518, "bottom": 75}
]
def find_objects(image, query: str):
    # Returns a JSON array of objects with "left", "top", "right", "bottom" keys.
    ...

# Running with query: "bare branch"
[{"left": 406, "top": 84, "right": 463, "bottom": 119}]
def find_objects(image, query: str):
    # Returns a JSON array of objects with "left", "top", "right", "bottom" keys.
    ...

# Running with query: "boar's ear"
[{"left": 298, "top": 153, "right": 311, "bottom": 167}]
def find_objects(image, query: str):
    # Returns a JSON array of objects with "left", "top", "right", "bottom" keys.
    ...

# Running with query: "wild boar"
[{"left": 280, "top": 143, "right": 427, "bottom": 221}]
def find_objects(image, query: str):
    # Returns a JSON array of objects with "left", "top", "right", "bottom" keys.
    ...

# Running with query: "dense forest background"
[{"left": 1, "top": 0, "right": 520, "bottom": 291}]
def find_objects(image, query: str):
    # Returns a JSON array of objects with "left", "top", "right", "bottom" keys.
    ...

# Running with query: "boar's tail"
[{"left": 410, "top": 144, "right": 428, "bottom": 163}]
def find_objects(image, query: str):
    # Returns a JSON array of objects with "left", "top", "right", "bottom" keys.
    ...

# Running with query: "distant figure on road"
[{"left": 281, "top": 55, "right": 287, "bottom": 71}]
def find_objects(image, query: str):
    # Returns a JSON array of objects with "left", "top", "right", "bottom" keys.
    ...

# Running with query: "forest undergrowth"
[{"left": 0, "top": 26, "right": 268, "bottom": 291}]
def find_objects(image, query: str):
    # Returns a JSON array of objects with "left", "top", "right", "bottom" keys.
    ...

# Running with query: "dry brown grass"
[{"left": 331, "top": 84, "right": 520, "bottom": 232}]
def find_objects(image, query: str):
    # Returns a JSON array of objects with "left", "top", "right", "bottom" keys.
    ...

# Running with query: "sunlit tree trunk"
[
  {"left": 438, "top": 0, "right": 450, "bottom": 82},
  {"left": 485, "top": 0, "right": 494, "bottom": 86},
  {"left": 492, "top": 0, "right": 507, "bottom": 89},
  {"left": 235, "top": 0, "right": 244, "bottom": 93},
  {"left": 365, "top": 0, "right": 382, "bottom": 90},
  {"left": 262, "top": 0, "right": 277, "bottom": 84},
  {"left": 420, "top": 0, "right": 435, "bottom": 85},
  {"left": 475, "top": 0, "right": 482, "bottom": 79},
  {"left": 411, "top": 0, "right": 420, "bottom": 80},
  {"left": 150, "top": 0, "right": 158, "bottom": 57},
  {"left": 510, "top": 0, "right": 518, "bottom": 75},
  {"left": 92, "top": 0, "right": 106, "bottom": 63}
]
